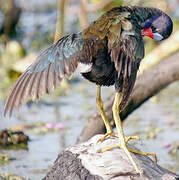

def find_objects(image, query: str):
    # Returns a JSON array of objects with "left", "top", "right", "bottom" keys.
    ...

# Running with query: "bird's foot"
[
  {"left": 97, "top": 134, "right": 140, "bottom": 143},
  {"left": 99, "top": 136, "right": 157, "bottom": 174},
  {"left": 124, "top": 135, "right": 157, "bottom": 162},
  {"left": 97, "top": 132, "right": 118, "bottom": 143},
  {"left": 127, "top": 146, "right": 157, "bottom": 163}
]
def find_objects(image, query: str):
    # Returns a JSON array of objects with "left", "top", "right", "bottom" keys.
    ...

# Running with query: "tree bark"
[
  {"left": 77, "top": 52, "right": 179, "bottom": 143},
  {"left": 0, "top": 0, "right": 21, "bottom": 36},
  {"left": 44, "top": 135, "right": 179, "bottom": 180}
]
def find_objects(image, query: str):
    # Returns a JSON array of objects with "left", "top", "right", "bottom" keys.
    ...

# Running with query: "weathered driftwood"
[
  {"left": 44, "top": 135, "right": 179, "bottom": 180},
  {"left": 77, "top": 52, "right": 179, "bottom": 143}
]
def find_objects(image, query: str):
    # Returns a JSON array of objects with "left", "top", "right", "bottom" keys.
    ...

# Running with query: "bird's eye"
[
  {"left": 151, "top": 26, "right": 156, "bottom": 32},
  {"left": 153, "top": 32, "right": 163, "bottom": 41}
]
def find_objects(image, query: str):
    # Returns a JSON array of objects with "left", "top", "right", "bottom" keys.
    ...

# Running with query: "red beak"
[{"left": 142, "top": 27, "right": 154, "bottom": 39}]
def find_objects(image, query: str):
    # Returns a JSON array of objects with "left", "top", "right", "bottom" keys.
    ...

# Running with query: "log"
[
  {"left": 77, "top": 52, "right": 179, "bottom": 143},
  {"left": 139, "top": 31, "right": 179, "bottom": 75},
  {"left": 43, "top": 135, "right": 179, "bottom": 180}
]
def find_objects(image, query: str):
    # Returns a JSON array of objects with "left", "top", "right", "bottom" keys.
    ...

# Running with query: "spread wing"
[{"left": 4, "top": 33, "right": 93, "bottom": 116}]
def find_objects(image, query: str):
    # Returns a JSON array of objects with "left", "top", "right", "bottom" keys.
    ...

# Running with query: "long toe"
[
  {"left": 127, "top": 147, "right": 157, "bottom": 163},
  {"left": 97, "top": 132, "right": 118, "bottom": 143}
]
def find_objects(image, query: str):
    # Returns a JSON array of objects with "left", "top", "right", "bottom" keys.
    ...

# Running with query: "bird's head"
[{"left": 141, "top": 14, "right": 173, "bottom": 41}]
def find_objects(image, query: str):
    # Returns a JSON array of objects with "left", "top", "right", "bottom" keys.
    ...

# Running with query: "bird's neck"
[{"left": 129, "top": 6, "right": 166, "bottom": 28}]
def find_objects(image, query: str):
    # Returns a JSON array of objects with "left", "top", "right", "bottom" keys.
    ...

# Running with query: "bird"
[{"left": 3, "top": 6, "right": 173, "bottom": 173}]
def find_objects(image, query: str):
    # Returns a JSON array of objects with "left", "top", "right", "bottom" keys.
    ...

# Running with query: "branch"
[
  {"left": 44, "top": 135, "right": 179, "bottom": 180},
  {"left": 67, "top": 0, "right": 113, "bottom": 14},
  {"left": 54, "top": 0, "right": 68, "bottom": 43},
  {"left": 79, "top": 0, "right": 88, "bottom": 29},
  {"left": 0, "top": 0, "right": 21, "bottom": 36},
  {"left": 77, "top": 52, "right": 179, "bottom": 143}
]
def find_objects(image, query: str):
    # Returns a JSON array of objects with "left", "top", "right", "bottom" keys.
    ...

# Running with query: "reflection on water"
[{"left": 0, "top": 76, "right": 179, "bottom": 179}]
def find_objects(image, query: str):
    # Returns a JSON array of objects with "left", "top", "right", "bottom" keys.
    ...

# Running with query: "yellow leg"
[
  {"left": 96, "top": 85, "right": 117, "bottom": 142},
  {"left": 100, "top": 93, "right": 157, "bottom": 174}
]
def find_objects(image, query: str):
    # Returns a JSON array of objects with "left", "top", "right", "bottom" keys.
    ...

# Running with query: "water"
[{"left": 0, "top": 76, "right": 179, "bottom": 179}]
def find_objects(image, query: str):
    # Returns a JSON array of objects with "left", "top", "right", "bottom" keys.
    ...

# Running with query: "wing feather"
[
  {"left": 17, "top": 74, "right": 32, "bottom": 108},
  {"left": 4, "top": 33, "right": 93, "bottom": 116},
  {"left": 124, "top": 55, "right": 128, "bottom": 80},
  {"left": 9, "top": 73, "right": 30, "bottom": 116},
  {"left": 35, "top": 70, "right": 44, "bottom": 100},
  {"left": 4, "top": 70, "right": 27, "bottom": 115},
  {"left": 109, "top": 18, "right": 144, "bottom": 110},
  {"left": 118, "top": 51, "right": 123, "bottom": 78},
  {"left": 29, "top": 72, "right": 38, "bottom": 101}
]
